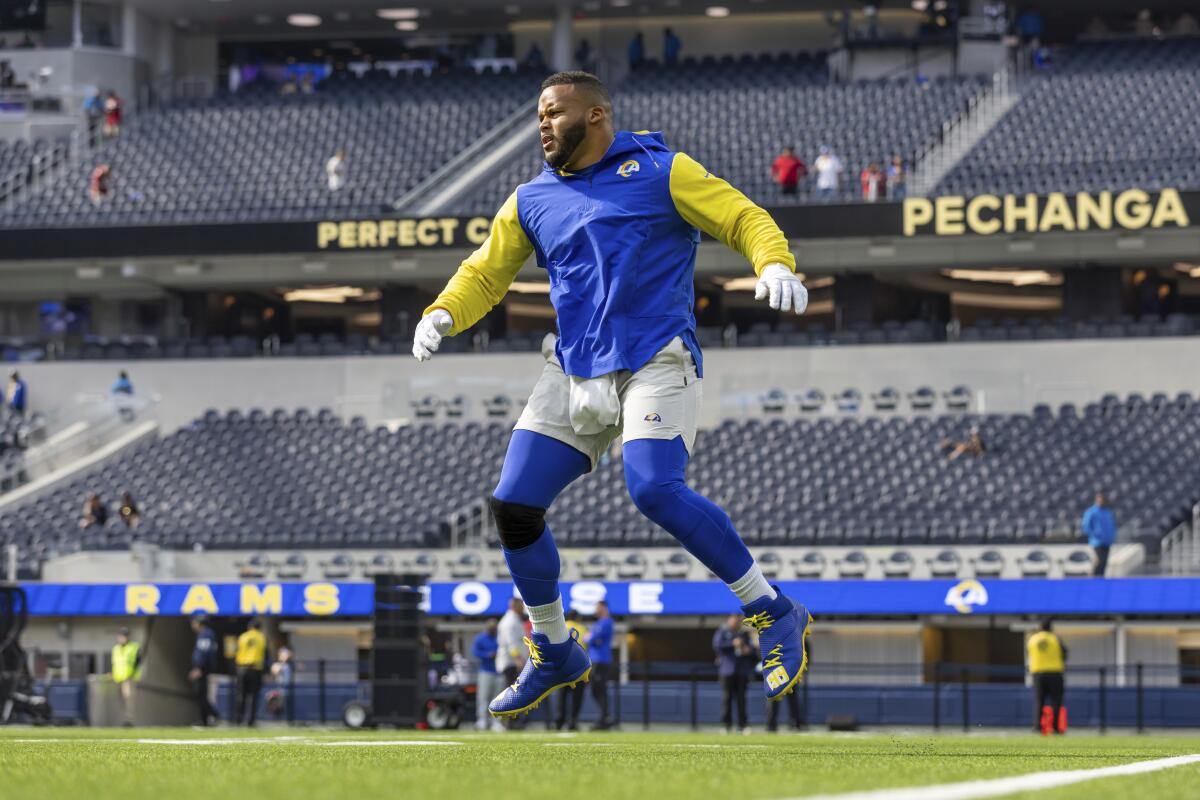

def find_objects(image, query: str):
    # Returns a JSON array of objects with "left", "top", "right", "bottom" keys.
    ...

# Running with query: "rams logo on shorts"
[
  {"left": 617, "top": 159, "right": 640, "bottom": 178},
  {"left": 644, "top": 412, "right": 661, "bottom": 422}
]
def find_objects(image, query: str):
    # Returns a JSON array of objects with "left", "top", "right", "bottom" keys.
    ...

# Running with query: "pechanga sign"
[{"left": 902, "top": 188, "right": 1191, "bottom": 237}]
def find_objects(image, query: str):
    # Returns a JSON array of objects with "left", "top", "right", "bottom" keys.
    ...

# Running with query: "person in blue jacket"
[
  {"left": 6, "top": 371, "right": 27, "bottom": 416},
  {"left": 586, "top": 600, "right": 614, "bottom": 730},
  {"left": 471, "top": 620, "right": 502, "bottom": 731},
  {"left": 1082, "top": 491, "right": 1117, "bottom": 577},
  {"left": 413, "top": 71, "right": 813, "bottom": 720},
  {"left": 188, "top": 614, "right": 220, "bottom": 725}
]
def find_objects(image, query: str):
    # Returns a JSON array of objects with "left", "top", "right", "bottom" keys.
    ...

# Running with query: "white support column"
[
  {"left": 122, "top": 2, "right": 137, "bottom": 57},
  {"left": 552, "top": 0, "right": 573, "bottom": 72},
  {"left": 72, "top": 0, "right": 83, "bottom": 47}
]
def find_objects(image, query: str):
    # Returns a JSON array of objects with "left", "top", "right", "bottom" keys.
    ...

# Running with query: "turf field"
[{"left": 3, "top": 727, "right": 1200, "bottom": 800}]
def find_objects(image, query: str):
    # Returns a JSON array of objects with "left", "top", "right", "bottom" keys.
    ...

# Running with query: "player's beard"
[{"left": 545, "top": 117, "right": 588, "bottom": 171}]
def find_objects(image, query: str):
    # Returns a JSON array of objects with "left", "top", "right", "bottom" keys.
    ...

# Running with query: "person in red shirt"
[
  {"left": 89, "top": 164, "right": 112, "bottom": 206},
  {"left": 860, "top": 162, "right": 886, "bottom": 202},
  {"left": 103, "top": 91, "right": 122, "bottom": 138},
  {"left": 771, "top": 146, "right": 807, "bottom": 197}
]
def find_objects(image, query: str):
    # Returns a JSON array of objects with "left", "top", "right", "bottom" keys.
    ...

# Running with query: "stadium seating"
[
  {"left": 3, "top": 394, "right": 1193, "bottom": 574},
  {"left": 938, "top": 40, "right": 1200, "bottom": 196},
  {"left": 0, "top": 138, "right": 66, "bottom": 198},
  {"left": 0, "top": 69, "right": 540, "bottom": 227},
  {"left": 463, "top": 56, "right": 984, "bottom": 213}
]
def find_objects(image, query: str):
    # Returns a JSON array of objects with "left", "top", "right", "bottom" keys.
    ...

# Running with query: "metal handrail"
[{"left": 388, "top": 97, "right": 537, "bottom": 213}]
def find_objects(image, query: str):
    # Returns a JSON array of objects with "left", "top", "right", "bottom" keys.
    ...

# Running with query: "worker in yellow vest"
[
  {"left": 110, "top": 627, "right": 141, "bottom": 727},
  {"left": 1027, "top": 620, "right": 1068, "bottom": 735},
  {"left": 235, "top": 619, "right": 268, "bottom": 726}
]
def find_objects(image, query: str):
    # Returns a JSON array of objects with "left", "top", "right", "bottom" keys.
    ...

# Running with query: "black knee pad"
[{"left": 489, "top": 496, "right": 546, "bottom": 550}]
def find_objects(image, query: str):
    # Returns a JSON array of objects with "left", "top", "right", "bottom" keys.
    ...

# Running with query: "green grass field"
[{"left": 3, "top": 727, "right": 1200, "bottom": 800}]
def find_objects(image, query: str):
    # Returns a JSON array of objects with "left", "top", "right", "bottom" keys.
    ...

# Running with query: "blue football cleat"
[
  {"left": 489, "top": 629, "right": 591, "bottom": 719},
  {"left": 742, "top": 587, "right": 813, "bottom": 701}
]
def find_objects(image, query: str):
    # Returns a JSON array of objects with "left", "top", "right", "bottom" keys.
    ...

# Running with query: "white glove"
[
  {"left": 754, "top": 263, "right": 808, "bottom": 315},
  {"left": 412, "top": 309, "right": 453, "bottom": 361},
  {"left": 568, "top": 374, "right": 621, "bottom": 435}
]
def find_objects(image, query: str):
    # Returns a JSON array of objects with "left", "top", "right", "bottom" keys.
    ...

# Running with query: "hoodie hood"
[{"left": 543, "top": 130, "right": 670, "bottom": 176}]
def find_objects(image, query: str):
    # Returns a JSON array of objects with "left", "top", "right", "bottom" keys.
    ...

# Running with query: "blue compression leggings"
[{"left": 493, "top": 431, "right": 754, "bottom": 607}]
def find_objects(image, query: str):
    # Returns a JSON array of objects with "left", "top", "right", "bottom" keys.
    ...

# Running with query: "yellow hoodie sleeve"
[
  {"left": 668, "top": 152, "right": 796, "bottom": 275},
  {"left": 422, "top": 191, "right": 534, "bottom": 335}
]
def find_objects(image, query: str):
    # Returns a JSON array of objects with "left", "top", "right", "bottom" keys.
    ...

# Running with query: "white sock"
[
  {"left": 527, "top": 596, "right": 569, "bottom": 644},
  {"left": 728, "top": 563, "right": 777, "bottom": 606}
]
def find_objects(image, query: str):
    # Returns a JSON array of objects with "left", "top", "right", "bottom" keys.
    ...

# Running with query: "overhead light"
[
  {"left": 509, "top": 281, "right": 552, "bottom": 294},
  {"left": 1173, "top": 262, "right": 1200, "bottom": 277},
  {"left": 283, "top": 287, "right": 369, "bottom": 304},
  {"left": 377, "top": 8, "right": 420, "bottom": 19},
  {"left": 950, "top": 291, "right": 1061, "bottom": 311},
  {"left": 705, "top": 6, "right": 730, "bottom": 17},
  {"left": 911, "top": 0, "right": 929, "bottom": 10},
  {"left": 76, "top": 266, "right": 103, "bottom": 280},
  {"left": 394, "top": 19, "right": 418, "bottom": 30},
  {"left": 716, "top": 273, "right": 807, "bottom": 292},
  {"left": 286, "top": 13, "right": 322, "bottom": 27},
  {"left": 943, "top": 269, "right": 1060, "bottom": 287}
]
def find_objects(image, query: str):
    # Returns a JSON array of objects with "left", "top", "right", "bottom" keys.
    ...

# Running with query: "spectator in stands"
[
  {"left": 102, "top": 91, "right": 121, "bottom": 138},
  {"left": 472, "top": 619, "right": 503, "bottom": 732},
  {"left": 89, "top": 164, "right": 111, "bottom": 206},
  {"left": 112, "top": 370, "right": 134, "bottom": 421},
  {"left": 109, "top": 626, "right": 141, "bottom": 727},
  {"left": 1082, "top": 491, "right": 1116, "bottom": 577},
  {"left": 235, "top": 619, "right": 267, "bottom": 726},
  {"left": 84, "top": 90, "right": 103, "bottom": 127},
  {"left": 119, "top": 491, "right": 140, "bottom": 529},
  {"left": 5, "top": 371, "right": 26, "bottom": 416},
  {"left": 662, "top": 28, "right": 682, "bottom": 65},
  {"left": 189, "top": 614, "right": 219, "bottom": 726},
  {"left": 111, "top": 370, "right": 133, "bottom": 395},
  {"left": 587, "top": 600, "right": 614, "bottom": 730},
  {"left": 79, "top": 492, "right": 108, "bottom": 529},
  {"left": 524, "top": 42, "right": 546, "bottom": 72},
  {"left": 575, "top": 39, "right": 592, "bottom": 71},
  {"left": 713, "top": 614, "right": 752, "bottom": 734},
  {"left": 16, "top": 32, "right": 34, "bottom": 49},
  {"left": 326, "top": 149, "right": 346, "bottom": 192},
  {"left": 813, "top": 146, "right": 843, "bottom": 202},
  {"left": 860, "top": 162, "right": 886, "bottom": 202},
  {"left": 887, "top": 154, "right": 907, "bottom": 200},
  {"left": 628, "top": 32, "right": 645, "bottom": 70},
  {"left": 555, "top": 610, "right": 588, "bottom": 730},
  {"left": 771, "top": 146, "right": 807, "bottom": 198},
  {"left": 941, "top": 426, "right": 986, "bottom": 460}
]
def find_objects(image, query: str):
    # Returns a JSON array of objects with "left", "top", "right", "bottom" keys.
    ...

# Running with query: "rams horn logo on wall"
[
  {"left": 944, "top": 579, "right": 989, "bottom": 614},
  {"left": 644, "top": 412, "right": 661, "bottom": 422},
  {"left": 617, "top": 160, "right": 640, "bottom": 178}
]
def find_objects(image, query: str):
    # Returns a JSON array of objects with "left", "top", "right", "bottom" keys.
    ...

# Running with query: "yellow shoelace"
[
  {"left": 523, "top": 636, "right": 544, "bottom": 668},
  {"left": 744, "top": 611, "right": 774, "bottom": 633}
]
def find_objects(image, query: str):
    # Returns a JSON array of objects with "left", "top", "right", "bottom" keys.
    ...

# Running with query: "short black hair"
[
  {"left": 540, "top": 71, "right": 612, "bottom": 113},
  {"left": 249, "top": 619, "right": 262, "bottom": 630},
  {"left": 1040, "top": 619, "right": 1053, "bottom": 632}
]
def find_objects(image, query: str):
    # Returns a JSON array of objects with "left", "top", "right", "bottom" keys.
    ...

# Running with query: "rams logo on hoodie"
[{"left": 616, "top": 159, "right": 640, "bottom": 178}]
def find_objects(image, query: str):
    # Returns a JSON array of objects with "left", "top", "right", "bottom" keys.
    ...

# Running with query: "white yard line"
[
  {"left": 315, "top": 741, "right": 461, "bottom": 747},
  {"left": 787, "top": 754, "right": 1200, "bottom": 800}
]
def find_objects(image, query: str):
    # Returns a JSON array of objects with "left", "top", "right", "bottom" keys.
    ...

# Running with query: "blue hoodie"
[
  {"left": 426, "top": 130, "right": 794, "bottom": 379},
  {"left": 1082, "top": 504, "right": 1116, "bottom": 547}
]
